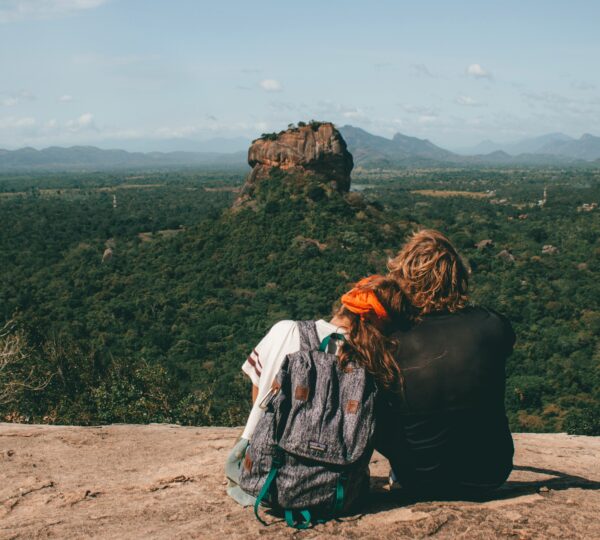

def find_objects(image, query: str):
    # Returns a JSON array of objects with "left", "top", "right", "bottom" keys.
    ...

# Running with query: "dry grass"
[
  {"left": 411, "top": 189, "right": 491, "bottom": 199},
  {"left": 203, "top": 186, "right": 241, "bottom": 192},
  {"left": 0, "top": 184, "right": 165, "bottom": 198}
]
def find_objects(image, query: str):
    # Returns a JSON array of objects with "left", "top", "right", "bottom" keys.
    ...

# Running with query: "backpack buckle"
[
  {"left": 272, "top": 445, "right": 284, "bottom": 467},
  {"left": 258, "top": 383, "right": 281, "bottom": 409}
]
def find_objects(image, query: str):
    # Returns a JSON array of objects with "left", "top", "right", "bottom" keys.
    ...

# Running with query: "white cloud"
[
  {"left": 154, "top": 125, "right": 200, "bottom": 138},
  {"left": 0, "top": 0, "right": 109, "bottom": 23},
  {"left": 77, "top": 112, "right": 93, "bottom": 127},
  {"left": 59, "top": 94, "right": 74, "bottom": 102},
  {"left": 342, "top": 108, "right": 366, "bottom": 120},
  {"left": 0, "top": 116, "right": 36, "bottom": 129},
  {"left": 1, "top": 97, "right": 19, "bottom": 107},
  {"left": 1, "top": 90, "right": 35, "bottom": 107},
  {"left": 306, "top": 100, "right": 373, "bottom": 123},
  {"left": 151, "top": 119, "right": 255, "bottom": 139},
  {"left": 466, "top": 63, "right": 492, "bottom": 79},
  {"left": 66, "top": 112, "right": 95, "bottom": 131},
  {"left": 417, "top": 114, "right": 439, "bottom": 125},
  {"left": 455, "top": 95, "right": 482, "bottom": 107},
  {"left": 259, "top": 79, "right": 283, "bottom": 92},
  {"left": 0, "top": 117, "right": 264, "bottom": 149},
  {"left": 402, "top": 104, "right": 439, "bottom": 116}
]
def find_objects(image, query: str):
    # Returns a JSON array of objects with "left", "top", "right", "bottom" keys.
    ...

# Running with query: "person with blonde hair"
[{"left": 378, "top": 228, "right": 515, "bottom": 498}]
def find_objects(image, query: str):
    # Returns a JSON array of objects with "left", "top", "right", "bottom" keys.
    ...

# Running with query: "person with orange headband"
[{"left": 225, "top": 274, "right": 408, "bottom": 507}]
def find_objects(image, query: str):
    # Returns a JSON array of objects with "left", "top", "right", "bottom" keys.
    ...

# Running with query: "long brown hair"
[
  {"left": 388, "top": 229, "right": 469, "bottom": 317},
  {"left": 335, "top": 275, "right": 408, "bottom": 391}
]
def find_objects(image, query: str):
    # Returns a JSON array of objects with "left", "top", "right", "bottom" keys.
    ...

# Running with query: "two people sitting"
[{"left": 226, "top": 229, "right": 515, "bottom": 522}]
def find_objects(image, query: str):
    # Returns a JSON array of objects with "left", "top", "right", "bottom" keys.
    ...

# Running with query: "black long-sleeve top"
[{"left": 376, "top": 306, "right": 516, "bottom": 496}]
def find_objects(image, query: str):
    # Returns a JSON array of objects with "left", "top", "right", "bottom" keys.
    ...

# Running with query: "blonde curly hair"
[{"left": 388, "top": 229, "right": 469, "bottom": 317}]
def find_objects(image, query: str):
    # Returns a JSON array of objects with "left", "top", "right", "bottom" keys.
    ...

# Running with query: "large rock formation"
[
  {"left": 238, "top": 122, "right": 353, "bottom": 203},
  {"left": 1, "top": 423, "right": 599, "bottom": 539}
]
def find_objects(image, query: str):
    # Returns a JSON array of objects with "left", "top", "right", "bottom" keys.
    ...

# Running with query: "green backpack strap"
[
  {"left": 285, "top": 509, "right": 312, "bottom": 529},
  {"left": 253, "top": 450, "right": 283, "bottom": 526},
  {"left": 283, "top": 472, "right": 346, "bottom": 529},
  {"left": 319, "top": 333, "right": 346, "bottom": 353},
  {"left": 333, "top": 472, "right": 347, "bottom": 513},
  {"left": 254, "top": 457, "right": 314, "bottom": 530}
]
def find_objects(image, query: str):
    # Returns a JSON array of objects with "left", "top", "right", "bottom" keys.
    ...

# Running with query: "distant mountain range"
[
  {"left": 93, "top": 136, "right": 251, "bottom": 154},
  {"left": 0, "top": 146, "right": 247, "bottom": 171},
  {"left": 339, "top": 126, "right": 600, "bottom": 167},
  {"left": 453, "top": 132, "right": 600, "bottom": 162},
  {"left": 454, "top": 133, "right": 575, "bottom": 156},
  {"left": 540, "top": 133, "right": 600, "bottom": 160},
  {"left": 2, "top": 127, "right": 600, "bottom": 171},
  {"left": 339, "top": 126, "right": 456, "bottom": 167}
]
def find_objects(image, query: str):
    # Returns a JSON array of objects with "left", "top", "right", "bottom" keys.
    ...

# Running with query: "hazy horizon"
[
  {"left": 2, "top": 0, "right": 600, "bottom": 151},
  {"left": 0, "top": 126, "right": 594, "bottom": 156}
]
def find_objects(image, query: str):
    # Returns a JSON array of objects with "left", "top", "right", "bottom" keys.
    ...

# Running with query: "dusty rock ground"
[{"left": 0, "top": 424, "right": 599, "bottom": 539}]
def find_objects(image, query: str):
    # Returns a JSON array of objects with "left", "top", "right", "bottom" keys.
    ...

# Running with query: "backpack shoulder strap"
[{"left": 296, "top": 320, "right": 320, "bottom": 351}]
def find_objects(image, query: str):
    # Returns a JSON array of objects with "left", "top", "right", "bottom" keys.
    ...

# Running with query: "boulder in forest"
[
  {"left": 236, "top": 122, "right": 353, "bottom": 205},
  {"left": 475, "top": 239, "right": 494, "bottom": 250},
  {"left": 542, "top": 244, "right": 559, "bottom": 255},
  {"left": 577, "top": 202, "right": 597, "bottom": 212},
  {"left": 497, "top": 249, "right": 515, "bottom": 263}
]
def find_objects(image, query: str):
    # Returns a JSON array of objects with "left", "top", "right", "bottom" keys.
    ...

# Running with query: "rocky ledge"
[
  {"left": 1, "top": 424, "right": 599, "bottom": 539},
  {"left": 237, "top": 122, "right": 353, "bottom": 204}
]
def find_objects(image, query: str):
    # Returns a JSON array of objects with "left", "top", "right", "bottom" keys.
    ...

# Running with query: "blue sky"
[{"left": 1, "top": 0, "right": 600, "bottom": 150}]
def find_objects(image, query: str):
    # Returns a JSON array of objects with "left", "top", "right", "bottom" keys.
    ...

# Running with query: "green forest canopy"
[{"left": 0, "top": 167, "right": 598, "bottom": 434}]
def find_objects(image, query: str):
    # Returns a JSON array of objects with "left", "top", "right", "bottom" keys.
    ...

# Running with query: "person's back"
[
  {"left": 381, "top": 229, "right": 515, "bottom": 497},
  {"left": 225, "top": 274, "right": 409, "bottom": 519},
  {"left": 377, "top": 306, "right": 515, "bottom": 496}
]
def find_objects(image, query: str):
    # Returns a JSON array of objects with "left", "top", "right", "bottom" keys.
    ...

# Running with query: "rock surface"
[
  {"left": 1, "top": 424, "right": 599, "bottom": 539},
  {"left": 239, "top": 123, "right": 353, "bottom": 202},
  {"left": 475, "top": 239, "right": 493, "bottom": 250},
  {"left": 497, "top": 249, "right": 516, "bottom": 263}
]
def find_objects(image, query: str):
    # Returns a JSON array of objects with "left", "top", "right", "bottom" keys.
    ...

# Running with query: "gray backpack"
[{"left": 239, "top": 321, "right": 377, "bottom": 529}]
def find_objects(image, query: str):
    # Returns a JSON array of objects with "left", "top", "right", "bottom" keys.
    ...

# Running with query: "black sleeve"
[
  {"left": 373, "top": 391, "right": 399, "bottom": 460},
  {"left": 489, "top": 308, "right": 516, "bottom": 356}
]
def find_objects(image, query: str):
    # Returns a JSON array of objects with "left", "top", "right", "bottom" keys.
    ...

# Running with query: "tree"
[{"left": 0, "top": 321, "right": 51, "bottom": 407}]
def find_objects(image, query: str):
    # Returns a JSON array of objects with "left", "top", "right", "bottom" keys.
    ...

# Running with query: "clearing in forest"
[
  {"left": 411, "top": 189, "right": 491, "bottom": 199},
  {"left": 0, "top": 184, "right": 165, "bottom": 198}
]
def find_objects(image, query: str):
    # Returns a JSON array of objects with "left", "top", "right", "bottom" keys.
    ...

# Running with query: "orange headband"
[{"left": 341, "top": 275, "right": 389, "bottom": 321}]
